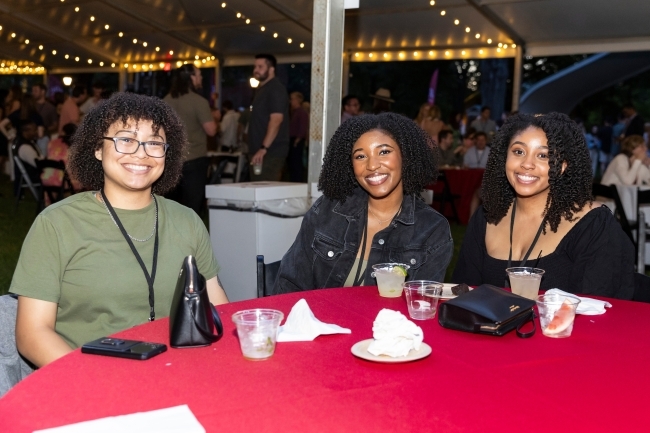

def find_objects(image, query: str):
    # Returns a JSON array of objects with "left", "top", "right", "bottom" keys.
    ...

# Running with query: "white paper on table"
[
  {"left": 33, "top": 404, "right": 205, "bottom": 433},
  {"left": 545, "top": 289, "right": 612, "bottom": 315},
  {"left": 277, "top": 298, "right": 351, "bottom": 342}
]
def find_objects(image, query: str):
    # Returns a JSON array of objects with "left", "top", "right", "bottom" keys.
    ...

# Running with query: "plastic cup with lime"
[{"left": 371, "top": 263, "right": 410, "bottom": 298}]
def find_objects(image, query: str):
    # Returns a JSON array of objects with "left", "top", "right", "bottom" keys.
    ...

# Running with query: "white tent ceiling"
[{"left": 0, "top": 0, "right": 649, "bottom": 73}]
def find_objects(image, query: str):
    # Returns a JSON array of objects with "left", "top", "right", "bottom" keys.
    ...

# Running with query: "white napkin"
[
  {"left": 367, "top": 309, "right": 423, "bottom": 358},
  {"left": 545, "top": 289, "right": 612, "bottom": 315},
  {"left": 276, "top": 298, "right": 351, "bottom": 342},
  {"left": 34, "top": 405, "right": 204, "bottom": 433}
]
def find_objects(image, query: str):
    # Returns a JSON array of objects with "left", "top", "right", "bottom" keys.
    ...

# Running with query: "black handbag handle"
[
  {"left": 516, "top": 310, "right": 536, "bottom": 338},
  {"left": 188, "top": 298, "right": 224, "bottom": 342}
]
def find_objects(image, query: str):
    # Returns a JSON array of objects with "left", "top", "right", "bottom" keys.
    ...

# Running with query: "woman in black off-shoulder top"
[{"left": 452, "top": 113, "right": 634, "bottom": 299}]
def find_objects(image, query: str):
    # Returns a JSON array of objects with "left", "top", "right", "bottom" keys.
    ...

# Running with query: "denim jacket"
[{"left": 274, "top": 188, "right": 453, "bottom": 294}]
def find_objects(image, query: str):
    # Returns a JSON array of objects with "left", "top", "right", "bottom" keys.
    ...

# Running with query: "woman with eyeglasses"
[{"left": 11, "top": 92, "right": 228, "bottom": 368}]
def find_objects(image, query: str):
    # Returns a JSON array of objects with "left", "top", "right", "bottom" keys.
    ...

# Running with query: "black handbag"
[
  {"left": 438, "top": 284, "right": 536, "bottom": 338},
  {"left": 169, "top": 256, "right": 224, "bottom": 348}
]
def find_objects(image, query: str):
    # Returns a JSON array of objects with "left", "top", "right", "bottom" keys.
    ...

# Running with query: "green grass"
[
  {"left": 0, "top": 175, "right": 467, "bottom": 294},
  {"left": 0, "top": 175, "right": 38, "bottom": 295}
]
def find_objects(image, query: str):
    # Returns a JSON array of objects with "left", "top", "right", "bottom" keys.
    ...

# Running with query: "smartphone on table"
[{"left": 81, "top": 337, "right": 167, "bottom": 360}]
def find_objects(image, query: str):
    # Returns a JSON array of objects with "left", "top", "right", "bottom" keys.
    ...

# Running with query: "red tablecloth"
[
  {"left": 2, "top": 287, "right": 649, "bottom": 432},
  {"left": 429, "top": 168, "right": 484, "bottom": 224}
]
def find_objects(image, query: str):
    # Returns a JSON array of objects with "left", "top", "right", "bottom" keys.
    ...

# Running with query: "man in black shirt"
[
  {"left": 623, "top": 103, "right": 645, "bottom": 137},
  {"left": 248, "top": 54, "right": 290, "bottom": 181}
]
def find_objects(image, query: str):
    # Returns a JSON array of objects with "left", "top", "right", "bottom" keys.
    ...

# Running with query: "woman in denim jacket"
[{"left": 275, "top": 112, "right": 453, "bottom": 293}]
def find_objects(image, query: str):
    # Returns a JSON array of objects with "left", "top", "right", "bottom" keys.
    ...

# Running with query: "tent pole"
[
  {"left": 307, "top": 0, "right": 345, "bottom": 197},
  {"left": 512, "top": 45, "right": 523, "bottom": 112}
]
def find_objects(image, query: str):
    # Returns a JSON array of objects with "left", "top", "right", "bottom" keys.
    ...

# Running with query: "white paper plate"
[{"left": 351, "top": 339, "right": 432, "bottom": 363}]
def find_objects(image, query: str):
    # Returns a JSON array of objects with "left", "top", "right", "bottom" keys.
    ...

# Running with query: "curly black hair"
[
  {"left": 482, "top": 112, "right": 593, "bottom": 232},
  {"left": 68, "top": 92, "right": 187, "bottom": 195},
  {"left": 318, "top": 112, "right": 439, "bottom": 200}
]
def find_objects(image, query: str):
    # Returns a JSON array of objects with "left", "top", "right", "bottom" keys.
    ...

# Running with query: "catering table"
[
  {"left": 2, "top": 287, "right": 649, "bottom": 432},
  {"left": 428, "top": 168, "right": 484, "bottom": 224}
]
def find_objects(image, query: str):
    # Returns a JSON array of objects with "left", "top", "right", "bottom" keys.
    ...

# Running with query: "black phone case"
[{"left": 81, "top": 337, "right": 167, "bottom": 360}]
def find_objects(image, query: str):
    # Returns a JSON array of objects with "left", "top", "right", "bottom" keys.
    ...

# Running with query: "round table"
[{"left": 2, "top": 287, "right": 649, "bottom": 432}]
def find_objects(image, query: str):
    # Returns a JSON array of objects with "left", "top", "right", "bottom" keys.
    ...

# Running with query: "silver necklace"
[
  {"left": 368, "top": 205, "right": 401, "bottom": 225},
  {"left": 98, "top": 191, "right": 157, "bottom": 242}
]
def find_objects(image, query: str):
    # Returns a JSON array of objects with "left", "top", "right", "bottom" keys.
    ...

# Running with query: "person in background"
[
  {"left": 288, "top": 91, "right": 309, "bottom": 182},
  {"left": 13, "top": 119, "right": 42, "bottom": 192},
  {"left": 623, "top": 103, "right": 645, "bottom": 137},
  {"left": 41, "top": 123, "right": 78, "bottom": 190},
  {"left": 585, "top": 125, "right": 601, "bottom": 177},
  {"left": 415, "top": 103, "right": 446, "bottom": 143},
  {"left": 248, "top": 53, "right": 290, "bottom": 181},
  {"left": 597, "top": 119, "right": 614, "bottom": 169},
  {"left": 1, "top": 94, "right": 45, "bottom": 141},
  {"left": 601, "top": 135, "right": 650, "bottom": 186},
  {"left": 79, "top": 81, "right": 105, "bottom": 117},
  {"left": 454, "top": 131, "right": 475, "bottom": 160},
  {"left": 370, "top": 88, "right": 394, "bottom": 114},
  {"left": 611, "top": 113, "right": 626, "bottom": 157},
  {"left": 341, "top": 95, "right": 361, "bottom": 123},
  {"left": 453, "top": 113, "right": 634, "bottom": 299},
  {"left": 438, "top": 130, "right": 462, "bottom": 167},
  {"left": 470, "top": 106, "right": 497, "bottom": 139},
  {"left": 53, "top": 91, "right": 65, "bottom": 117},
  {"left": 463, "top": 131, "right": 490, "bottom": 168},
  {"left": 218, "top": 100, "right": 240, "bottom": 151},
  {"left": 58, "top": 85, "right": 87, "bottom": 135},
  {"left": 32, "top": 83, "right": 58, "bottom": 136},
  {"left": 164, "top": 64, "right": 216, "bottom": 214},
  {"left": 4, "top": 85, "right": 22, "bottom": 116},
  {"left": 11, "top": 92, "right": 229, "bottom": 368},
  {"left": 275, "top": 112, "right": 453, "bottom": 293}
]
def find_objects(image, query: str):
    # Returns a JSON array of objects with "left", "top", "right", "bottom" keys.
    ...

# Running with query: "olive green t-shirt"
[
  {"left": 10, "top": 192, "right": 219, "bottom": 348},
  {"left": 163, "top": 92, "right": 213, "bottom": 162}
]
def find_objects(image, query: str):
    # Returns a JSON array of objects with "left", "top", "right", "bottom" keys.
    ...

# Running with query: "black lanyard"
[
  {"left": 352, "top": 209, "right": 369, "bottom": 287},
  {"left": 101, "top": 189, "right": 159, "bottom": 321},
  {"left": 507, "top": 200, "right": 545, "bottom": 285}
]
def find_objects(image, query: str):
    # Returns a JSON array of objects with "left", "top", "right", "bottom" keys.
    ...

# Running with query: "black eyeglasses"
[{"left": 103, "top": 137, "right": 169, "bottom": 158}]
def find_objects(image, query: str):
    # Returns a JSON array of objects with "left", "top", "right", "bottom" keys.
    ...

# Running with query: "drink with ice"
[
  {"left": 506, "top": 267, "right": 544, "bottom": 300},
  {"left": 372, "top": 263, "right": 410, "bottom": 297}
]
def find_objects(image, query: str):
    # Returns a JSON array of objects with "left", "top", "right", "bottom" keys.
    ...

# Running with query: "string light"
[
  {"left": 65, "top": 54, "right": 69, "bottom": 59},
  {"left": 260, "top": 26, "right": 265, "bottom": 31},
  {"left": 133, "top": 38, "right": 137, "bottom": 43},
  {"left": 440, "top": 10, "right": 446, "bottom": 16},
  {"left": 300, "top": 43, "right": 304, "bottom": 48},
  {"left": 119, "top": 32, "right": 123, "bottom": 37},
  {"left": 39, "top": 45, "right": 44, "bottom": 50},
  {"left": 454, "top": 19, "right": 459, "bottom": 25},
  {"left": 273, "top": 32, "right": 278, "bottom": 38},
  {"left": 11, "top": 33, "right": 16, "bottom": 38},
  {"left": 475, "top": 33, "right": 480, "bottom": 39},
  {"left": 221, "top": 2, "right": 226, "bottom": 7},
  {"left": 75, "top": 56, "right": 79, "bottom": 61},
  {"left": 236, "top": 12, "right": 241, "bottom": 18},
  {"left": 287, "top": 38, "right": 292, "bottom": 43},
  {"left": 245, "top": 19, "right": 250, "bottom": 24},
  {"left": 143, "top": 42, "right": 147, "bottom": 47},
  {"left": 155, "top": 47, "right": 160, "bottom": 51},
  {"left": 74, "top": 6, "right": 79, "bottom": 12},
  {"left": 90, "top": 16, "right": 95, "bottom": 21},
  {"left": 487, "top": 39, "right": 492, "bottom": 44},
  {"left": 430, "top": 1, "right": 435, "bottom": 5},
  {"left": 105, "top": 24, "right": 109, "bottom": 29},
  {"left": 25, "top": 39, "right": 29, "bottom": 44},
  {"left": 52, "top": 50, "right": 57, "bottom": 55},
  {"left": 465, "top": 27, "right": 470, "bottom": 33},
  {"left": 87, "top": 59, "right": 92, "bottom": 64},
  {"left": 169, "top": 50, "right": 174, "bottom": 55},
  {"left": 100, "top": 61, "right": 104, "bottom": 66}
]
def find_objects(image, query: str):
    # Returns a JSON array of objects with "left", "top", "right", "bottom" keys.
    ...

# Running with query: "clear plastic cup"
[
  {"left": 535, "top": 293, "right": 581, "bottom": 338},
  {"left": 403, "top": 281, "right": 443, "bottom": 320},
  {"left": 371, "top": 263, "right": 410, "bottom": 298},
  {"left": 506, "top": 267, "right": 545, "bottom": 300},
  {"left": 252, "top": 162, "right": 262, "bottom": 176},
  {"left": 232, "top": 309, "right": 284, "bottom": 360}
]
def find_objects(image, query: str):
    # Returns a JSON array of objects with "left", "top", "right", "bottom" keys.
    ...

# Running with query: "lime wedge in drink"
[{"left": 392, "top": 265, "right": 408, "bottom": 276}]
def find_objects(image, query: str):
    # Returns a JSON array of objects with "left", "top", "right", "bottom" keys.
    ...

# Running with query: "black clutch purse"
[
  {"left": 169, "top": 256, "right": 224, "bottom": 348},
  {"left": 438, "top": 284, "right": 536, "bottom": 338}
]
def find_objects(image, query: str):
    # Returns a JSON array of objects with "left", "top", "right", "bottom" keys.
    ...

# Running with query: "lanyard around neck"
[
  {"left": 352, "top": 208, "right": 369, "bottom": 287},
  {"left": 507, "top": 199, "right": 545, "bottom": 270},
  {"left": 101, "top": 190, "right": 159, "bottom": 321}
]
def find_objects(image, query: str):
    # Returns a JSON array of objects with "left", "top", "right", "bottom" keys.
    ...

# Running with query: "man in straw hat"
[{"left": 370, "top": 88, "right": 394, "bottom": 114}]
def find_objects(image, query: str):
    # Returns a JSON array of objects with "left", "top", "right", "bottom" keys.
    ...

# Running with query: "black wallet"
[{"left": 438, "top": 284, "right": 536, "bottom": 338}]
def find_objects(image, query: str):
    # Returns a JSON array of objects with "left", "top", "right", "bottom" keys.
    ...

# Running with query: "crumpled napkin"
[
  {"left": 276, "top": 298, "right": 351, "bottom": 342},
  {"left": 367, "top": 309, "right": 423, "bottom": 357},
  {"left": 545, "top": 289, "right": 612, "bottom": 315}
]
